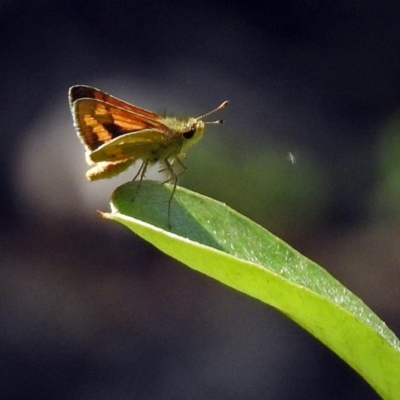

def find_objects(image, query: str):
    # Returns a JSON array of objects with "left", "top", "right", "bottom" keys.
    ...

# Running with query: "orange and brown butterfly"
[{"left": 68, "top": 85, "right": 228, "bottom": 214}]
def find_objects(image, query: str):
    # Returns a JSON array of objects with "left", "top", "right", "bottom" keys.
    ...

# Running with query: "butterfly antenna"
[{"left": 196, "top": 100, "right": 229, "bottom": 124}]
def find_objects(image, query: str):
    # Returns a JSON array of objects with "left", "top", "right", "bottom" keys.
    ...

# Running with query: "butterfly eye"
[{"left": 183, "top": 125, "right": 196, "bottom": 139}]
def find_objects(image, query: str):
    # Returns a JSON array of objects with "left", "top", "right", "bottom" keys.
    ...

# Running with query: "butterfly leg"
[
  {"left": 161, "top": 159, "right": 180, "bottom": 228},
  {"left": 159, "top": 155, "right": 187, "bottom": 175},
  {"left": 134, "top": 158, "right": 149, "bottom": 181},
  {"left": 174, "top": 156, "right": 187, "bottom": 174},
  {"left": 131, "top": 158, "right": 149, "bottom": 200}
]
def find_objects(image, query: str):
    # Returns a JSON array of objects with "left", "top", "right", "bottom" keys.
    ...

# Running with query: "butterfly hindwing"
[
  {"left": 89, "top": 128, "right": 177, "bottom": 163},
  {"left": 86, "top": 158, "right": 136, "bottom": 180}
]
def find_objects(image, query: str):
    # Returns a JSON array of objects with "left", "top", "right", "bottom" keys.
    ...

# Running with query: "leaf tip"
[{"left": 98, "top": 210, "right": 113, "bottom": 220}]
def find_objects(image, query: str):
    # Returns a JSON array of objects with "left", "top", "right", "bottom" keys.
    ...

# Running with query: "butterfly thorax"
[{"left": 146, "top": 118, "right": 205, "bottom": 163}]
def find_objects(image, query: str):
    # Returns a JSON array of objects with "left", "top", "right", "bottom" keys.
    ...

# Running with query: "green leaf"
[{"left": 102, "top": 181, "right": 400, "bottom": 399}]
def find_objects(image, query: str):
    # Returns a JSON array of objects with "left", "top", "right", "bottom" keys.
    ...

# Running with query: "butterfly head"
[
  {"left": 181, "top": 118, "right": 205, "bottom": 149},
  {"left": 180, "top": 101, "right": 228, "bottom": 153}
]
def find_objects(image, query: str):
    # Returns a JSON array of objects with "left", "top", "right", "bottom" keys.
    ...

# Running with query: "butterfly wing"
[
  {"left": 69, "top": 85, "right": 163, "bottom": 121},
  {"left": 72, "top": 97, "right": 171, "bottom": 158},
  {"left": 89, "top": 128, "right": 175, "bottom": 163},
  {"left": 86, "top": 158, "right": 137, "bottom": 181}
]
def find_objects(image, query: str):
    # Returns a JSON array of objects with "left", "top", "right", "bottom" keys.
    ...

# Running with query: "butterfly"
[{"left": 69, "top": 85, "right": 228, "bottom": 221}]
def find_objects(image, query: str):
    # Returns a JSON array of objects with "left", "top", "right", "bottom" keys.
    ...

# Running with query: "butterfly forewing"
[
  {"left": 72, "top": 98, "right": 170, "bottom": 152},
  {"left": 69, "top": 85, "right": 164, "bottom": 121}
]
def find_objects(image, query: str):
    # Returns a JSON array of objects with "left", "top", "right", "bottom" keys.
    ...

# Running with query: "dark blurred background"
[{"left": 2, "top": 0, "right": 400, "bottom": 399}]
